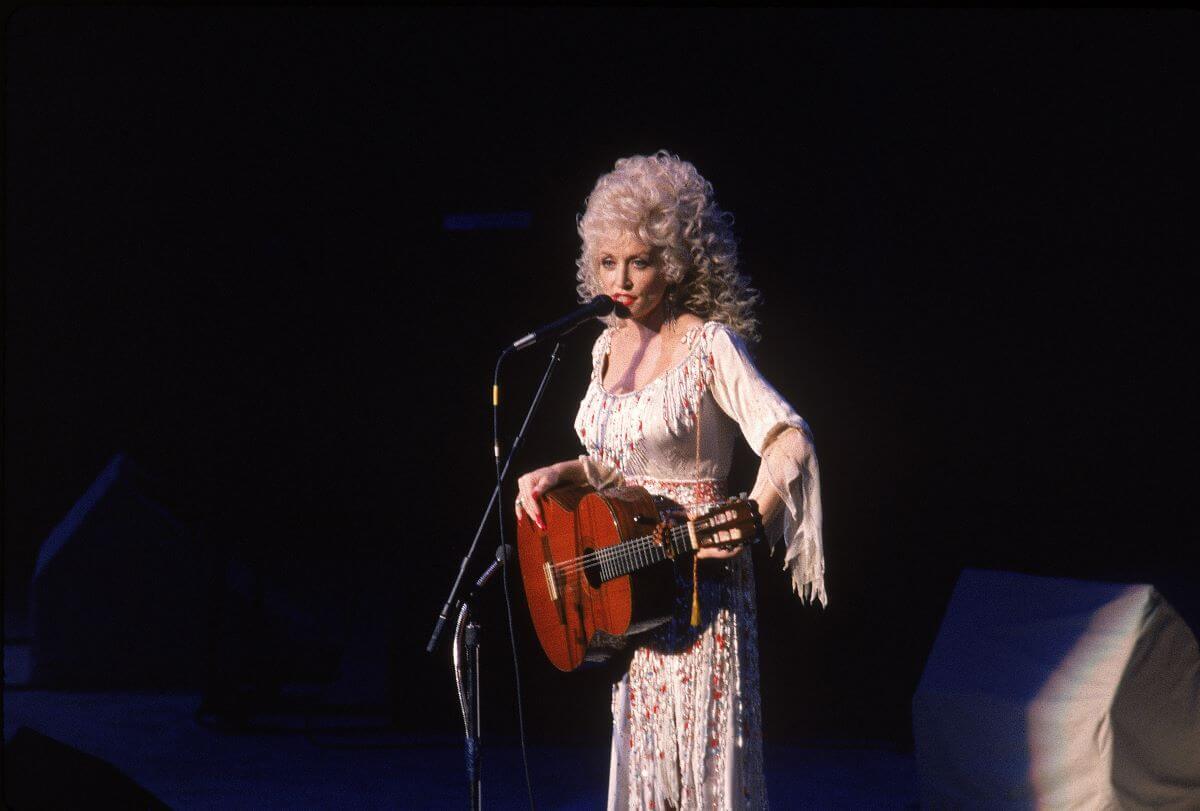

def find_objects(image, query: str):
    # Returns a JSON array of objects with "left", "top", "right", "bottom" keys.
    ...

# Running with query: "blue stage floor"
[{"left": 3, "top": 690, "right": 918, "bottom": 809}]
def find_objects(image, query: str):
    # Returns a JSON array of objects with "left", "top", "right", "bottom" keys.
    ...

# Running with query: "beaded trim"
[
  {"left": 625, "top": 476, "right": 727, "bottom": 517},
  {"left": 575, "top": 322, "right": 720, "bottom": 480}
]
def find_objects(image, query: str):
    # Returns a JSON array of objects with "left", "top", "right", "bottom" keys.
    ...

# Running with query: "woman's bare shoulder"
[{"left": 671, "top": 314, "right": 706, "bottom": 335}]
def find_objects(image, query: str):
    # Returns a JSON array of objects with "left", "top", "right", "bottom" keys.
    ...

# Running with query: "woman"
[{"left": 515, "top": 151, "right": 824, "bottom": 810}]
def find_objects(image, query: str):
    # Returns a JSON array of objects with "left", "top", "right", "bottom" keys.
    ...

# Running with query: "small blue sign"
[{"left": 442, "top": 211, "right": 533, "bottom": 231}]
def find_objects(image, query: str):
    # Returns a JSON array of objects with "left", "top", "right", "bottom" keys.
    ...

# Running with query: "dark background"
[{"left": 5, "top": 8, "right": 1197, "bottom": 747}]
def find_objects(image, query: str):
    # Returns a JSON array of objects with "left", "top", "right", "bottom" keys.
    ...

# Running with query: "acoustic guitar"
[{"left": 515, "top": 484, "right": 762, "bottom": 672}]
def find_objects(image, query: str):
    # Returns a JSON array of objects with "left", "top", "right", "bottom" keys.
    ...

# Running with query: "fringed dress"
[{"left": 574, "top": 321, "right": 825, "bottom": 810}]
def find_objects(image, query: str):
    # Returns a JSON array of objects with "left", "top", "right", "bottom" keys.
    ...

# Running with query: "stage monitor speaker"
[
  {"left": 3, "top": 726, "right": 170, "bottom": 809},
  {"left": 30, "top": 453, "right": 208, "bottom": 688},
  {"left": 912, "top": 568, "right": 1200, "bottom": 808}
]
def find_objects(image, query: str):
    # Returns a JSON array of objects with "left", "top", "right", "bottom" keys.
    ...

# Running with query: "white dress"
[{"left": 574, "top": 320, "right": 825, "bottom": 810}]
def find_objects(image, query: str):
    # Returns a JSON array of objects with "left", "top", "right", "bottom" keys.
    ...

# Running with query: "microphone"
[
  {"left": 467, "top": 544, "right": 513, "bottom": 599},
  {"left": 478, "top": 543, "right": 512, "bottom": 586},
  {"left": 510, "top": 295, "right": 626, "bottom": 351}
]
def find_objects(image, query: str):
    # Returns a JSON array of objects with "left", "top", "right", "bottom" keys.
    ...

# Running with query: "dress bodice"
[{"left": 574, "top": 321, "right": 740, "bottom": 489}]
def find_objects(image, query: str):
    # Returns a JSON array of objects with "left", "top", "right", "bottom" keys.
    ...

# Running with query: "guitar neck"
[{"left": 594, "top": 524, "right": 697, "bottom": 583}]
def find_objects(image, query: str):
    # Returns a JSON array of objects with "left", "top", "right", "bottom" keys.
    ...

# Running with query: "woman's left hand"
[{"left": 695, "top": 505, "right": 748, "bottom": 559}]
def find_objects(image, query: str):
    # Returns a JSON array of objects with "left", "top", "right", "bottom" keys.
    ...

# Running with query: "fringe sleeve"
[{"left": 707, "top": 325, "right": 827, "bottom": 607}]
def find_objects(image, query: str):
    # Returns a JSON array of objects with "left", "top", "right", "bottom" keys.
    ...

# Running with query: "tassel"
[
  {"left": 691, "top": 333, "right": 705, "bottom": 628},
  {"left": 690, "top": 554, "right": 700, "bottom": 627}
]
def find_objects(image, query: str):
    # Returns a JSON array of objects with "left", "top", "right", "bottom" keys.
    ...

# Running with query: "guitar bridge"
[{"left": 543, "top": 562, "right": 560, "bottom": 601}]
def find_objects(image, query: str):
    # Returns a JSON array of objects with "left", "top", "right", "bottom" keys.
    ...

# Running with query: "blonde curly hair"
[{"left": 575, "top": 150, "right": 762, "bottom": 341}]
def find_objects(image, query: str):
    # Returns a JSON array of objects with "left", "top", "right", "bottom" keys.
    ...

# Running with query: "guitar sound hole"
[{"left": 581, "top": 548, "right": 603, "bottom": 589}]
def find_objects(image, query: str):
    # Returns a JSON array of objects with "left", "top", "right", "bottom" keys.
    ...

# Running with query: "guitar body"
[{"left": 516, "top": 484, "right": 677, "bottom": 672}]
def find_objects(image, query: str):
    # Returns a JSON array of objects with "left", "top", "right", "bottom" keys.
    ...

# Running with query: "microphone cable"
[{"left": 493, "top": 348, "right": 538, "bottom": 811}]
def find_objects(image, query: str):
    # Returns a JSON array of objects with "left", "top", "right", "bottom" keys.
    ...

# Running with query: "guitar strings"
[
  {"left": 552, "top": 526, "right": 689, "bottom": 577},
  {"left": 551, "top": 510, "right": 745, "bottom": 578},
  {"left": 543, "top": 498, "right": 726, "bottom": 571},
  {"left": 553, "top": 526, "right": 686, "bottom": 575},
  {"left": 551, "top": 529, "right": 669, "bottom": 572},
  {"left": 547, "top": 503, "right": 744, "bottom": 580},
  {"left": 553, "top": 509, "right": 745, "bottom": 575},
  {"left": 552, "top": 532, "right": 677, "bottom": 575}
]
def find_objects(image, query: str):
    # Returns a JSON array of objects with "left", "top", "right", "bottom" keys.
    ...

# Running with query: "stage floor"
[{"left": 3, "top": 689, "right": 918, "bottom": 809}]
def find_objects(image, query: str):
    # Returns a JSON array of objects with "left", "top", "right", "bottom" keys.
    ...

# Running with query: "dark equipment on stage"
[
  {"left": 4, "top": 727, "right": 171, "bottom": 809},
  {"left": 912, "top": 568, "right": 1200, "bottom": 807},
  {"left": 28, "top": 453, "right": 208, "bottom": 688},
  {"left": 28, "top": 453, "right": 348, "bottom": 722}
]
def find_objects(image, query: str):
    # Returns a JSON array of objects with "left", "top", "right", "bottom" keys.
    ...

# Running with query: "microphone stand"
[
  {"left": 425, "top": 340, "right": 565, "bottom": 655},
  {"left": 453, "top": 549, "right": 508, "bottom": 811},
  {"left": 454, "top": 603, "right": 482, "bottom": 809},
  {"left": 427, "top": 339, "right": 565, "bottom": 810}
]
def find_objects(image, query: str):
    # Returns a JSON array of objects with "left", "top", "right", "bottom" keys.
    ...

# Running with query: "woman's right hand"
[{"left": 515, "top": 465, "right": 561, "bottom": 530}]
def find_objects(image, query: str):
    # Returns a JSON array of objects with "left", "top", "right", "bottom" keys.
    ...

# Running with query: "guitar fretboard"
[{"left": 593, "top": 524, "right": 694, "bottom": 582}]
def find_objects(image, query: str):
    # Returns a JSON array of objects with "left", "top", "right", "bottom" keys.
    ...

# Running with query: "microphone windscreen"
[{"left": 590, "top": 294, "right": 617, "bottom": 316}]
